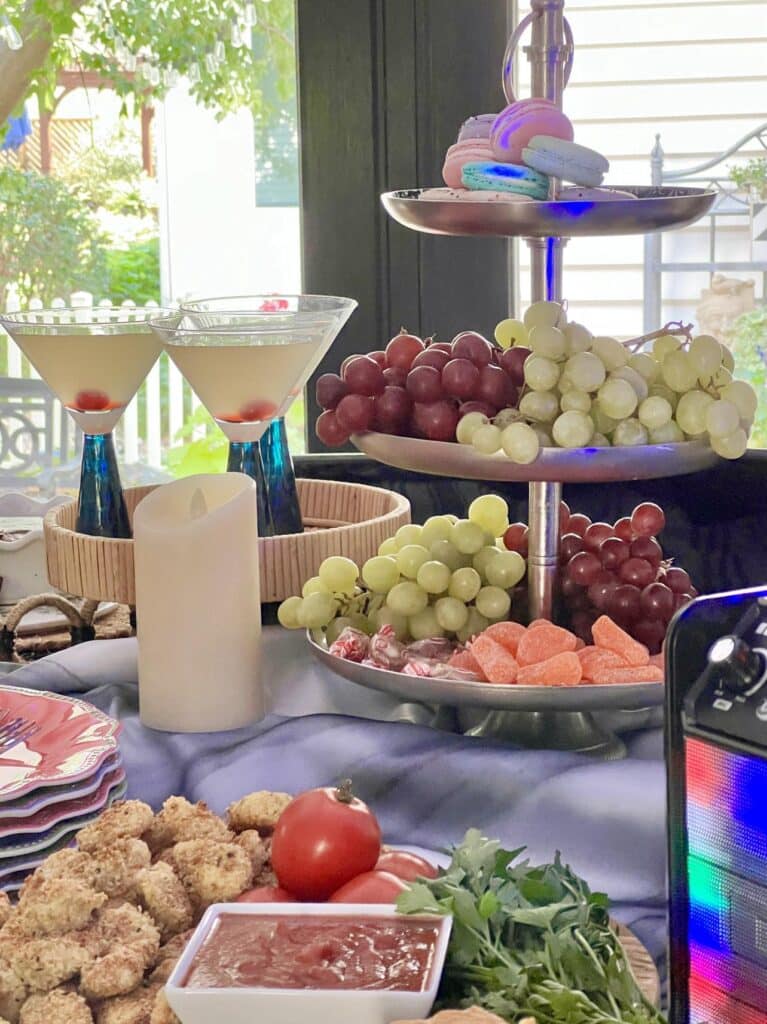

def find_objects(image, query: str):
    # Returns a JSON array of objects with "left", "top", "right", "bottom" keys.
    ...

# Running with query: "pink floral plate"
[
  {"left": 0, "top": 686, "right": 121, "bottom": 802},
  {"left": 0, "top": 765, "right": 126, "bottom": 838},
  {"left": 0, "top": 751, "right": 121, "bottom": 820}
]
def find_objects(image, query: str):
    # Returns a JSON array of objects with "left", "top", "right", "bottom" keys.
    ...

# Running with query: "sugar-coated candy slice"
[
  {"left": 649, "top": 652, "right": 665, "bottom": 671},
  {"left": 592, "top": 614, "right": 649, "bottom": 667},
  {"left": 516, "top": 623, "right": 578, "bottom": 666},
  {"left": 517, "top": 651, "right": 582, "bottom": 687},
  {"left": 574, "top": 637, "right": 586, "bottom": 650},
  {"left": 449, "top": 649, "right": 488, "bottom": 681},
  {"left": 527, "top": 619, "right": 548, "bottom": 630},
  {"left": 590, "top": 664, "right": 664, "bottom": 684},
  {"left": 470, "top": 634, "right": 519, "bottom": 684},
  {"left": 483, "top": 621, "right": 526, "bottom": 656},
  {"left": 577, "top": 645, "right": 627, "bottom": 682}
]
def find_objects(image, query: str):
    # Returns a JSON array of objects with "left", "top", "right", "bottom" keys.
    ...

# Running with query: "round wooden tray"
[{"left": 43, "top": 479, "right": 411, "bottom": 605}]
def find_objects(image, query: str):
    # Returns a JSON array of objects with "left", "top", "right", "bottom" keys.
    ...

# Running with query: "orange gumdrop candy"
[
  {"left": 590, "top": 664, "right": 664, "bottom": 685},
  {"left": 483, "top": 621, "right": 526, "bottom": 656},
  {"left": 516, "top": 623, "right": 578, "bottom": 666},
  {"left": 517, "top": 651, "right": 582, "bottom": 687},
  {"left": 449, "top": 649, "right": 488, "bottom": 681},
  {"left": 470, "top": 635, "right": 518, "bottom": 684},
  {"left": 577, "top": 646, "right": 628, "bottom": 682},
  {"left": 592, "top": 615, "right": 649, "bottom": 667},
  {"left": 527, "top": 619, "right": 549, "bottom": 630}
]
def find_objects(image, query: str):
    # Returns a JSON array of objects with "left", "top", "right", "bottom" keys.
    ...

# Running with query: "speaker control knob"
[{"left": 708, "top": 636, "right": 764, "bottom": 694}]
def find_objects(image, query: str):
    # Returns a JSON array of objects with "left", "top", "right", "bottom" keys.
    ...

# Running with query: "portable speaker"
[{"left": 666, "top": 586, "right": 767, "bottom": 1023}]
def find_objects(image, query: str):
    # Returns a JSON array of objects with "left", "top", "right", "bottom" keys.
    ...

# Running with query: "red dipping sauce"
[{"left": 183, "top": 914, "right": 442, "bottom": 992}]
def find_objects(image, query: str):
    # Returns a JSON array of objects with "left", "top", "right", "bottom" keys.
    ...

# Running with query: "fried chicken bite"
[
  {"left": 16, "top": 879, "right": 106, "bottom": 937},
  {"left": 0, "top": 896, "right": 11, "bottom": 930},
  {"left": 0, "top": 958, "right": 26, "bottom": 1023},
  {"left": 142, "top": 798, "right": 232, "bottom": 854},
  {"left": 88, "top": 840, "right": 152, "bottom": 900},
  {"left": 19, "top": 989, "right": 94, "bottom": 1024},
  {"left": 79, "top": 905, "right": 161, "bottom": 1001},
  {"left": 77, "top": 803, "right": 154, "bottom": 855},
  {"left": 148, "top": 931, "right": 194, "bottom": 986},
  {"left": 135, "top": 864, "right": 193, "bottom": 941},
  {"left": 92, "top": 982, "right": 158, "bottom": 1024},
  {"left": 80, "top": 950, "right": 146, "bottom": 1003},
  {"left": 10, "top": 937, "right": 90, "bottom": 992},
  {"left": 173, "top": 839, "right": 252, "bottom": 907},
  {"left": 149, "top": 988, "right": 179, "bottom": 1024},
  {"left": 19, "top": 850, "right": 94, "bottom": 894},
  {"left": 234, "top": 830, "right": 269, "bottom": 875},
  {"left": 226, "top": 791, "right": 292, "bottom": 835}
]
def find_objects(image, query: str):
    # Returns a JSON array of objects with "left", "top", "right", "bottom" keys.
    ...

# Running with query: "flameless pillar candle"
[{"left": 133, "top": 473, "right": 263, "bottom": 731}]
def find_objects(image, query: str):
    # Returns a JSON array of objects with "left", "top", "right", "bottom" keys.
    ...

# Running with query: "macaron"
[
  {"left": 457, "top": 114, "right": 498, "bottom": 142},
  {"left": 420, "top": 187, "right": 468, "bottom": 201},
  {"left": 557, "top": 186, "right": 636, "bottom": 202},
  {"left": 461, "top": 161, "right": 549, "bottom": 201},
  {"left": 419, "top": 187, "right": 534, "bottom": 204},
  {"left": 442, "top": 139, "right": 494, "bottom": 189},
  {"left": 491, "top": 99, "right": 573, "bottom": 164},
  {"left": 523, "top": 136, "right": 609, "bottom": 187}
]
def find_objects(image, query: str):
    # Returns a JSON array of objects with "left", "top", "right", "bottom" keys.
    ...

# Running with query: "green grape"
[
  {"left": 416, "top": 559, "right": 451, "bottom": 594},
  {"left": 524, "top": 355, "right": 561, "bottom": 391},
  {"left": 302, "top": 576, "right": 326, "bottom": 598},
  {"left": 395, "top": 524, "right": 423, "bottom": 549},
  {"left": 408, "top": 607, "right": 445, "bottom": 640},
  {"left": 277, "top": 595, "right": 304, "bottom": 629},
  {"left": 501, "top": 422, "right": 540, "bottom": 463},
  {"left": 456, "top": 606, "right": 489, "bottom": 644},
  {"left": 523, "top": 300, "right": 564, "bottom": 330},
  {"left": 299, "top": 591, "right": 338, "bottom": 628},
  {"left": 532, "top": 426, "right": 554, "bottom": 447},
  {"left": 648, "top": 382, "right": 678, "bottom": 411},
  {"left": 529, "top": 324, "right": 567, "bottom": 360},
  {"left": 675, "top": 390, "right": 714, "bottom": 436},
  {"left": 386, "top": 581, "right": 429, "bottom": 616},
  {"left": 435, "top": 596, "right": 470, "bottom": 633},
  {"left": 485, "top": 549, "right": 526, "bottom": 589},
  {"left": 590, "top": 402, "right": 620, "bottom": 435},
  {"left": 591, "top": 336, "right": 628, "bottom": 371},
  {"left": 721, "top": 380, "right": 758, "bottom": 421},
  {"left": 689, "top": 334, "right": 723, "bottom": 378},
  {"left": 652, "top": 334, "right": 682, "bottom": 362},
  {"left": 472, "top": 424, "right": 503, "bottom": 455},
  {"left": 419, "top": 515, "right": 454, "bottom": 548},
  {"left": 612, "top": 419, "right": 648, "bottom": 447},
  {"left": 456, "top": 411, "right": 489, "bottom": 445},
  {"left": 705, "top": 399, "right": 740, "bottom": 439},
  {"left": 519, "top": 390, "right": 559, "bottom": 423},
  {"left": 473, "top": 545, "right": 501, "bottom": 580},
  {"left": 710, "top": 427, "right": 748, "bottom": 460},
  {"left": 443, "top": 514, "right": 459, "bottom": 524},
  {"left": 449, "top": 567, "right": 482, "bottom": 602},
  {"left": 378, "top": 537, "right": 399, "bottom": 557},
  {"left": 557, "top": 372, "right": 575, "bottom": 394},
  {"left": 318, "top": 556, "right": 359, "bottom": 595},
  {"left": 325, "top": 616, "right": 354, "bottom": 643},
  {"left": 611, "top": 365, "right": 648, "bottom": 402},
  {"left": 638, "top": 395, "right": 673, "bottom": 431},
  {"left": 591, "top": 432, "right": 611, "bottom": 447},
  {"left": 712, "top": 365, "right": 733, "bottom": 389},
  {"left": 662, "top": 350, "right": 698, "bottom": 393},
  {"left": 566, "top": 351, "right": 607, "bottom": 394},
  {"left": 628, "top": 352, "right": 660, "bottom": 384},
  {"left": 560, "top": 389, "right": 591, "bottom": 413},
  {"left": 468, "top": 494, "right": 509, "bottom": 537},
  {"left": 475, "top": 585, "right": 512, "bottom": 619},
  {"left": 650, "top": 421, "right": 685, "bottom": 443},
  {"left": 430, "top": 539, "right": 471, "bottom": 571},
  {"left": 552, "top": 410, "right": 594, "bottom": 448},
  {"left": 395, "top": 544, "right": 430, "bottom": 579},
  {"left": 493, "top": 408, "right": 524, "bottom": 430},
  {"left": 564, "top": 321, "right": 592, "bottom": 355},
  {"left": 370, "top": 606, "right": 409, "bottom": 640},
  {"left": 494, "top": 317, "right": 528, "bottom": 349},
  {"left": 362, "top": 555, "right": 400, "bottom": 593},
  {"left": 597, "top": 377, "right": 638, "bottom": 419},
  {"left": 348, "top": 612, "right": 374, "bottom": 635},
  {"left": 720, "top": 344, "right": 735, "bottom": 373},
  {"left": 450, "top": 519, "right": 486, "bottom": 555}
]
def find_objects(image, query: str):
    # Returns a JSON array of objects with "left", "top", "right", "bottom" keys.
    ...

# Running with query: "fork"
[{"left": 0, "top": 716, "right": 39, "bottom": 755}]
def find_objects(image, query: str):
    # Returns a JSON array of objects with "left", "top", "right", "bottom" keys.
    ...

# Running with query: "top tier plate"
[{"left": 381, "top": 186, "right": 716, "bottom": 238}]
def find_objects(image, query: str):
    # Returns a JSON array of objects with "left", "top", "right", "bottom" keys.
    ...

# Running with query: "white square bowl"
[{"left": 165, "top": 902, "right": 453, "bottom": 1024}]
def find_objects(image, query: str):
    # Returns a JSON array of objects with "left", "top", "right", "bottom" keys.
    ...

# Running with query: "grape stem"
[{"left": 622, "top": 320, "right": 694, "bottom": 353}]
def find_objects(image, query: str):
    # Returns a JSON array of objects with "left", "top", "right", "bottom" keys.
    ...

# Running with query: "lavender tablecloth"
[{"left": 7, "top": 628, "right": 669, "bottom": 985}]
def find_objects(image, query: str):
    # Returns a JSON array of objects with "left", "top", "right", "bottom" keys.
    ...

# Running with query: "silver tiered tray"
[{"left": 382, "top": 186, "right": 717, "bottom": 239}]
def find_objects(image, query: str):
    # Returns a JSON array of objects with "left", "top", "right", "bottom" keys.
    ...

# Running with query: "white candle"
[{"left": 133, "top": 473, "right": 263, "bottom": 732}]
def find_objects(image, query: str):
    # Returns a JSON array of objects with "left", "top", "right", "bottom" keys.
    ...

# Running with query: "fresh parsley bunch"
[{"left": 397, "top": 829, "right": 667, "bottom": 1024}]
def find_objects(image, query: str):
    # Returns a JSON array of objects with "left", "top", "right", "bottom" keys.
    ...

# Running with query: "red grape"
[
  {"left": 412, "top": 348, "right": 451, "bottom": 373},
  {"left": 631, "top": 502, "right": 666, "bottom": 537},
  {"left": 335, "top": 393, "right": 375, "bottom": 432},
  {"left": 633, "top": 619, "right": 666, "bottom": 655},
  {"left": 459, "top": 401, "right": 497, "bottom": 418},
  {"left": 640, "top": 582, "right": 674, "bottom": 621},
  {"left": 630, "top": 536, "right": 663, "bottom": 567},
  {"left": 315, "top": 373, "right": 347, "bottom": 410},
  {"left": 368, "top": 350, "right": 388, "bottom": 370},
  {"left": 451, "top": 331, "right": 493, "bottom": 367},
  {"left": 442, "top": 358, "right": 480, "bottom": 400},
  {"left": 476, "top": 363, "right": 516, "bottom": 408},
  {"left": 386, "top": 330, "right": 424, "bottom": 370},
  {"left": 619, "top": 557, "right": 656, "bottom": 588},
  {"left": 606, "top": 584, "right": 642, "bottom": 624},
  {"left": 560, "top": 575, "right": 583, "bottom": 599},
  {"left": 583, "top": 522, "right": 615, "bottom": 552},
  {"left": 588, "top": 578, "right": 620, "bottom": 611},
  {"left": 567, "top": 513, "right": 592, "bottom": 538},
  {"left": 342, "top": 355, "right": 385, "bottom": 396},
  {"left": 678, "top": 592, "right": 696, "bottom": 608},
  {"left": 316, "top": 410, "right": 350, "bottom": 447},
  {"left": 427, "top": 342, "right": 453, "bottom": 354},
  {"left": 498, "top": 346, "right": 531, "bottom": 387},
  {"left": 567, "top": 551, "right": 602, "bottom": 586},
  {"left": 571, "top": 611, "right": 598, "bottom": 643},
  {"left": 411, "top": 400, "right": 459, "bottom": 442},
  {"left": 664, "top": 566, "right": 692, "bottom": 594},
  {"left": 503, "top": 523, "right": 529, "bottom": 557},
  {"left": 406, "top": 365, "right": 444, "bottom": 403},
  {"left": 614, "top": 516, "right": 634, "bottom": 543},
  {"left": 373, "top": 386, "right": 412, "bottom": 433},
  {"left": 599, "top": 536, "right": 630, "bottom": 570},
  {"left": 340, "top": 354, "right": 359, "bottom": 375},
  {"left": 560, "top": 532, "right": 584, "bottom": 563},
  {"left": 559, "top": 501, "right": 571, "bottom": 534},
  {"left": 383, "top": 366, "right": 407, "bottom": 388}
]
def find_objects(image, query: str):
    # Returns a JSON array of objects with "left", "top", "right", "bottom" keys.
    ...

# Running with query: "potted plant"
[
  {"left": 731, "top": 305, "right": 767, "bottom": 449},
  {"left": 730, "top": 157, "right": 767, "bottom": 245}
]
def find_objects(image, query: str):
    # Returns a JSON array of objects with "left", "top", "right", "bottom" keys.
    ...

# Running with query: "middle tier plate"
[{"left": 352, "top": 432, "right": 720, "bottom": 483}]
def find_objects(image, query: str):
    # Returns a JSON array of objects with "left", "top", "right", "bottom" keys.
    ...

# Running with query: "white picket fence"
[{"left": 1, "top": 292, "right": 205, "bottom": 470}]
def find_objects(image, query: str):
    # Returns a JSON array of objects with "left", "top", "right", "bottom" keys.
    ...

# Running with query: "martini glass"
[
  {"left": 0, "top": 306, "right": 164, "bottom": 538},
  {"left": 150, "top": 295, "right": 357, "bottom": 537}
]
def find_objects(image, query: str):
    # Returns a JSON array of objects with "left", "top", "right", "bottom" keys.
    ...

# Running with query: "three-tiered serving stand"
[{"left": 312, "top": 0, "right": 720, "bottom": 756}]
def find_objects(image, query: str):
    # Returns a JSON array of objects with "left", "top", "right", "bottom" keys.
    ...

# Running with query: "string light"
[
  {"left": 244, "top": 3, "right": 257, "bottom": 26},
  {"left": 213, "top": 40, "right": 226, "bottom": 62},
  {"left": 231, "top": 22, "right": 245, "bottom": 48},
  {"left": 148, "top": 65, "right": 160, "bottom": 86},
  {"left": 1, "top": 18, "right": 23, "bottom": 51},
  {"left": 205, "top": 53, "right": 219, "bottom": 74},
  {"left": 188, "top": 62, "right": 201, "bottom": 84}
]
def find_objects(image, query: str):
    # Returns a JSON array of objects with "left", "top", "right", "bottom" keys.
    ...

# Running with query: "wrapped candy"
[
  {"left": 401, "top": 653, "right": 480, "bottom": 682},
  {"left": 368, "top": 624, "right": 407, "bottom": 671},
  {"left": 329, "top": 627, "right": 369, "bottom": 662},
  {"left": 406, "top": 637, "right": 455, "bottom": 663}
]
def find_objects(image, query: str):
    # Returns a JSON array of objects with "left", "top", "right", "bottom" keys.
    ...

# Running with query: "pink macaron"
[
  {"left": 491, "top": 99, "right": 573, "bottom": 164},
  {"left": 442, "top": 139, "right": 494, "bottom": 189},
  {"left": 457, "top": 113, "right": 498, "bottom": 142}
]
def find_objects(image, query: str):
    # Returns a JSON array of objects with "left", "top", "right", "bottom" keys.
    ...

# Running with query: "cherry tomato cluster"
[{"left": 236, "top": 781, "right": 438, "bottom": 905}]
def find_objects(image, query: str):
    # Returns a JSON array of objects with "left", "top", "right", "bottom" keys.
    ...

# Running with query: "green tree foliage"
[
  {"left": 106, "top": 238, "right": 160, "bottom": 305},
  {"left": 731, "top": 306, "right": 767, "bottom": 447}
]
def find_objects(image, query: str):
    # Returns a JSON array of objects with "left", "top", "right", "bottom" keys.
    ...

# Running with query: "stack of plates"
[{"left": 0, "top": 685, "right": 123, "bottom": 893}]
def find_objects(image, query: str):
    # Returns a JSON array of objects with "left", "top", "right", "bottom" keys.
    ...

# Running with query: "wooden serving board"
[{"left": 616, "top": 922, "right": 661, "bottom": 1006}]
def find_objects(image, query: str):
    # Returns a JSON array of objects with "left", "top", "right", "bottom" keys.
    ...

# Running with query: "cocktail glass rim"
[{"left": 0, "top": 305, "right": 175, "bottom": 335}]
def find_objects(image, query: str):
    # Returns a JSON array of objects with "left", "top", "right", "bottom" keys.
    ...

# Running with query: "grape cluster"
[
  {"left": 457, "top": 302, "right": 758, "bottom": 463},
  {"left": 278, "top": 495, "right": 526, "bottom": 643},
  {"left": 314, "top": 328, "right": 524, "bottom": 446}
]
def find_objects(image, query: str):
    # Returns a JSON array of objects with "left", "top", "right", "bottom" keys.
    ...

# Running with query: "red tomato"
[
  {"left": 375, "top": 850, "right": 438, "bottom": 882},
  {"left": 236, "top": 886, "right": 297, "bottom": 903},
  {"left": 73, "top": 389, "right": 111, "bottom": 412},
  {"left": 329, "top": 870, "right": 408, "bottom": 904},
  {"left": 271, "top": 780, "right": 381, "bottom": 901}
]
